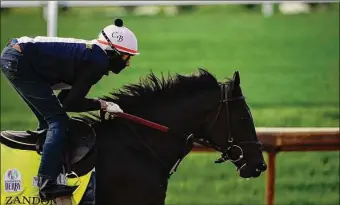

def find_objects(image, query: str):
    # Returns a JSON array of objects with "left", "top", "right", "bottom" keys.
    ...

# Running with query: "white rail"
[{"left": 1, "top": 1, "right": 337, "bottom": 37}]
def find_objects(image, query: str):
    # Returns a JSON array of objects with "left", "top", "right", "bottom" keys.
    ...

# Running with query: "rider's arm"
[
  {"left": 57, "top": 90, "right": 100, "bottom": 112},
  {"left": 57, "top": 65, "right": 104, "bottom": 112}
]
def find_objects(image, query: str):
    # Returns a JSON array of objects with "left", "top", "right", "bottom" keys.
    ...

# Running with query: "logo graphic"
[
  {"left": 116, "top": 35, "right": 124, "bottom": 42},
  {"left": 4, "top": 169, "right": 22, "bottom": 192},
  {"left": 111, "top": 32, "right": 124, "bottom": 42},
  {"left": 5, "top": 196, "right": 57, "bottom": 205}
]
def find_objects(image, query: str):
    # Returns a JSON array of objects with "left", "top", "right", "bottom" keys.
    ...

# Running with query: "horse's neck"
[
  {"left": 94, "top": 90, "right": 219, "bottom": 177},
  {"left": 125, "top": 90, "right": 220, "bottom": 174}
]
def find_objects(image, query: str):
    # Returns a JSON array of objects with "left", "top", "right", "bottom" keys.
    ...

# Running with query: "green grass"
[
  {"left": 167, "top": 151, "right": 339, "bottom": 205},
  {"left": 1, "top": 4, "right": 339, "bottom": 205}
]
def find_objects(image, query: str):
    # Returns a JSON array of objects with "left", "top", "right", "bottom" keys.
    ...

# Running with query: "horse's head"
[
  {"left": 197, "top": 71, "right": 267, "bottom": 178},
  {"left": 90, "top": 69, "right": 266, "bottom": 181}
]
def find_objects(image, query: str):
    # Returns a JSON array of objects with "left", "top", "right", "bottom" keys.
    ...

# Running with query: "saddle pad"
[{"left": 0, "top": 143, "right": 92, "bottom": 205}]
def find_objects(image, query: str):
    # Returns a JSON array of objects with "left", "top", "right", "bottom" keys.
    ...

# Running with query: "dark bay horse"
[{"left": 79, "top": 69, "right": 267, "bottom": 205}]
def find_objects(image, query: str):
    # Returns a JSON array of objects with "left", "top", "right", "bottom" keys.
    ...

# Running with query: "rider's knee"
[{"left": 45, "top": 114, "right": 69, "bottom": 130}]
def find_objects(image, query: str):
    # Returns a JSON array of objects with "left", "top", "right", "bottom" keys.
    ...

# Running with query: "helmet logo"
[
  {"left": 117, "top": 35, "right": 124, "bottom": 42},
  {"left": 112, "top": 32, "right": 124, "bottom": 42}
]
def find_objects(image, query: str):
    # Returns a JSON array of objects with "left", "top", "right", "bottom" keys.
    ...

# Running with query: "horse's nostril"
[
  {"left": 254, "top": 162, "right": 267, "bottom": 172},
  {"left": 259, "top": 163, "right": 267, "bottom": 171}
]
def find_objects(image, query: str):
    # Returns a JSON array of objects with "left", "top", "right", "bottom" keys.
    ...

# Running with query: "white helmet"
[{"left": 97, "top": 19, "right": 139, "bottom": 55}]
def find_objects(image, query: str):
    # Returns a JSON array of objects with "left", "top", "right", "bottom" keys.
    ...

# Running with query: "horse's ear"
[{"left": 233, "top": 71, "right": 240, "bottom": 86}]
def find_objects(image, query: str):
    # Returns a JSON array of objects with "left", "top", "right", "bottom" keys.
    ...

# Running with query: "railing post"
[
  {"left": 266, "top": 152, "right": 277, "bottom": 205},
  {"left": 47, "top": 1, "right": 58, "bottom": 37}
]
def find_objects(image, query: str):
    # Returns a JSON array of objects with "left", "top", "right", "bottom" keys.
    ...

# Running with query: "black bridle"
[
  {"left": 202, "top": 84, "right": 262, "bottom": 171},
  {"left": 200, "top": 83, "right": 246, "bottom": 162},
  {"left": 110, "top": 83, "right": 261, "bottom": 178}
]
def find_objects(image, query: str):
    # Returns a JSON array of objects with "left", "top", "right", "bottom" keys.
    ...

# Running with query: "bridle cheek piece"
[{"left": 200, "top": 83, "right": 247, "bottom": 169}]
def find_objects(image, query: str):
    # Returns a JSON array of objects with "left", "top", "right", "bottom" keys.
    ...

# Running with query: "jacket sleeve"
[{"left": 57, "top": 65, "right": 103, "bottom": 112}]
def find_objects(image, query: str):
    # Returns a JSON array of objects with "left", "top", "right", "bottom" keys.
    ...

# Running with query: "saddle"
[{"left": 0, "top": 118, "right": 96, "bottom": 177}]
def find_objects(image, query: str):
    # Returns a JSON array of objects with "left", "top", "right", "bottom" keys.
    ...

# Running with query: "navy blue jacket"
[{"left": 17, "top": 36, "right": 110, "bottom": 112}]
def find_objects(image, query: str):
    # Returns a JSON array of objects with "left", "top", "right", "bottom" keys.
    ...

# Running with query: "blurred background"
[{"left": 1, "top": 1, "right": 339, "bottom": 205}]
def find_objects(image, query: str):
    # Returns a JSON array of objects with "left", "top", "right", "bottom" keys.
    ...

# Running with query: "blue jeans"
[{"left": 0, "top": 42, "right": 69, "bottom": 180}]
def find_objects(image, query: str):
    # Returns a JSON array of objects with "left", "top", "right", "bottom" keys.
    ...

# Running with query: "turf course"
[{"left": 1, "top": 5, "right": 339, "bottom": 205}]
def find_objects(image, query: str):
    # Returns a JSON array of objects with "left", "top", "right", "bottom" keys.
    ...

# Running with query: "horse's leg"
[
  {"left": 95, "top": 136, "right": 167, "bottom": 205},
  {"left": 95, "top": 167, "right": 120, "bottom": 205},
  {"left": 95, "top": 167, "right": 167, "bottom": 205},
  {"left": 108, "top": 182, "right": 167, "bottom": 205}
]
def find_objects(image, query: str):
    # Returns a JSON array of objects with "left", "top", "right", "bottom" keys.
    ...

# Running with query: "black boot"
[{"left": 38, "top": 175, "right": 78, "bottom": 201}]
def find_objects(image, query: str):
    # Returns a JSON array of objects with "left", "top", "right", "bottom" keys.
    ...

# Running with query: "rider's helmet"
[
  {"left": 98, "top": 18, "right": 139, "bottom": 56},
  {"left": 97, "top": 19, "right": 139, "bottom": 74}
]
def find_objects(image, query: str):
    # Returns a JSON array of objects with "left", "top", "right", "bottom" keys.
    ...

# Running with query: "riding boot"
[{"left": 38, "top": 175, "right": 78, "bottom": 201}]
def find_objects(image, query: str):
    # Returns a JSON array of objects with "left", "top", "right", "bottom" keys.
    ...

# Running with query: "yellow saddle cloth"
[{"left": 0, "top": 144, "right": 92, "bottom": 205}]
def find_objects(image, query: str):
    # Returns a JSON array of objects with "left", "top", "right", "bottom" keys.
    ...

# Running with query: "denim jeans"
[{"left": 0, "top": 43, "right": 69, "bottom": 180}]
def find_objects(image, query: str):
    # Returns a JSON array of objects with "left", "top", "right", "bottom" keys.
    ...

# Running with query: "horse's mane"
[{"left": 78, "top": 68, "right": 232, "bottom": 124}]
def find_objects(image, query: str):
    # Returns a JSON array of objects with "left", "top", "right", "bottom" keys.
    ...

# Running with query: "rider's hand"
[
  {"left": 99, "top": 100, "right": 123, "bottom": 113},
  {"left": 98, "top": 99, "right": 108, "bottom": 110},
  {"left": 106, "top": 102, "right": 123, "bottom": 113}
]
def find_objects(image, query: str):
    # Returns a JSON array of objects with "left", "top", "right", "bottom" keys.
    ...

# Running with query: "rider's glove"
[{"left": 105, "top": 102, "right": 124, "bottom": 113}]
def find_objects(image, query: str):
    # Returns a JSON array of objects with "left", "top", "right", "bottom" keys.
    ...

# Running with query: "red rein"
[{"left": 116, "top": 112, "right": 169, "bottom": 133}]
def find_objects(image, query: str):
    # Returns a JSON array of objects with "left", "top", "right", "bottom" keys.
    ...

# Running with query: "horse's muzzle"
[{"left": 239, "top": 161, "right": 267, "bottom": 178}]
